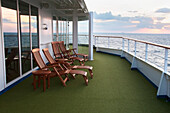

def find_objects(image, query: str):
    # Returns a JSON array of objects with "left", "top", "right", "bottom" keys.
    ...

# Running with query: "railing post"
[
  {"left": 96, "top": 37, "right": 98, "bottom": 47},
  {"left": 108, "top": 37, "right": 109, "bottom": 48},
  {"left": 122, "top": 38, "right": 124, "bottom": 51},
  {"left": 134, "top": 41, "right": 137, "bottom": 56},
  {"left": 145, "top": 44, "right": 148, "bottom": 61},
  {"left": 164, "top": 48, "right": 168, "bottom": 73},
  {"left": 128, "top": 39, "right": 130, "bottom": 52}
]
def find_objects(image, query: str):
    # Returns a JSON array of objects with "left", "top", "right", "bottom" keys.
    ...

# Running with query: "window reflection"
[
  {"left": 31, "top": 5, "right": 39, "bottom": 68},
  {"left": 2, "top": 0, "right": 20, "bottom": 83},
  {"left": 53, "top": 18, "right": 57, "bottom": 41},
  {"left": 19, "top": 0, "right": 31, "bottom": 74},
  {"left": 1, "top": 0, "right": 39, "bottom": 83}
]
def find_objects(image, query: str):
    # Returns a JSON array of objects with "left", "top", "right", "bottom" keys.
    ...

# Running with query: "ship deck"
[{"left": 0, "top": 47, "right": 170, "bottom": 113}]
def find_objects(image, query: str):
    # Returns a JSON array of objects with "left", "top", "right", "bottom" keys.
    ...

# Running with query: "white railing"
[{"left": 94, "top": 35, "right": 170, "bottom": 73}]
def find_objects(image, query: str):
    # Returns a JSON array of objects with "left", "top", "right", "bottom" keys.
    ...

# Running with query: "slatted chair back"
[
  {"left": 59, "top": 41, "right": 71, "bottom": 57},
  {"left": 59, "top": 41, "right": 66, "bottom": 52},
  {"left": 32, "top": 48, "right": 46, "bottom": 69},
  {"left": 42, "top": 48, "right": 56, "bottom": 64},
  {"left": 43, "top": 48, "right": 70, "bottom": 69},
  {"left": 51, "top": 41, "right": 63, "bottom": 58}
]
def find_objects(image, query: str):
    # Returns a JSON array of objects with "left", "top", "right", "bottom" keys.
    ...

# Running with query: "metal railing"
[{"left": 94, "top": 35, "right": 170, "bottom": 73}]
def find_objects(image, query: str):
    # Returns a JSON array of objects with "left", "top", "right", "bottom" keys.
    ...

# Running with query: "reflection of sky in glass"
[
  {"left": 2, "top": 7, "right": 17, "bottom": 32},
  {"left": 2, "top": 7, "right": 37, "bottom": 33},
  {"left": 21, "top": 15, "right": 29, "bottom": 32}
]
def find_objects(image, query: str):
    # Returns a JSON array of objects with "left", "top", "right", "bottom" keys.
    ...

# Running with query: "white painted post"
[
  {"left": 16, "top": 0, "right": 22, "bottom": 75},
  {"left": 122, "top": 38, "right": 124, "bottom": 51},
  {"left": 0, "top": 0, "right": 6, "bottom": 90},
  {"left": 63, "top": 20, "right": 64, "bottom": 41},
  {"left": 94, "top": 36, "right": 96, "bottom": 47},
  {"left": 134, "top": 41, "right": 137, "bottom": 56},
  {"left": 60, "top": 21, "right": 62, "bottom": 41},
  {"left": 131, "top": 41, "right": 137, "bottom": 69},
  {"left": 73, "top": 10, "right": 78, "bottom": 53},
  {"left": 157, "top": 48, "right": 169, "bottom": 98},
  {"left": 128, "top": 39, "right": 130, "bottom": 52},
  {"left": 164, "top": 48, "right": 168, "bottom": 73},
  {"left": 121, "top": 38, "right": 125, "bottom": 58},
  {"left": 96, "top": 37, "right": 98, "bottom": 47},
  {"left": 145, "top": 44, "right": 148, "bottom": 61},
  {"left": 89, "top": 12, "right": 93, "bottom": 60},
  {"left": 56, "top": 17, "right": 59, "bottom": 41},
  {"left": 108, "top": 37, "right": 109, "bottom": 48}
]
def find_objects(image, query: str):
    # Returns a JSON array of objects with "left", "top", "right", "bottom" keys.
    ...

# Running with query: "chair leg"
[
  {"left": 88, "top": 69, "right": 93, "bottom": 79},
  {"left": 65, "top": 74, "right": 70, "bottom": 81},
  {"left": 58, "top": 75, "right": 67, "bottom": 87},
  {"left": 79, "top": 60, "right": 85, "bottom": 66},
  {"left": 70, "top": 74, "right": 76, "bottom": 79},
  {"left": 83, "top": 76, "right": 88, "bottom": 86}
]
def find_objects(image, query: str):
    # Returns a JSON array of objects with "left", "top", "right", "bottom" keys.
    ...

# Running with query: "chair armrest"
[
  {"left": 70, "top": 48, "right": 77, "bottom": 51},
  {"left": 65, "top": 50, "right": 71, "bottom": 53},
  {"left": 43, "top": 63, "right": 60, "bottom": 69},
  {"left": 32, "top": 70, "right": 51, "bottom": 75}
]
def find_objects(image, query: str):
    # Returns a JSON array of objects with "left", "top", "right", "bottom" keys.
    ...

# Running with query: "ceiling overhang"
[{"left": 40, "top": 0, "right": 89, "bottom": 21}]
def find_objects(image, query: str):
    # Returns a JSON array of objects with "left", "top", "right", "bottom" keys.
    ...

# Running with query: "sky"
[
  {"left": 84, "top": 0, "right": 170, "bottom": 34},
  {"left": 2, "top": 0, "right": 170, "bottom": 34}
]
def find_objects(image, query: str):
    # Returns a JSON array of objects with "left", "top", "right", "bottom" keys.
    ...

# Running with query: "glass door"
[
  {"left": 19, "top": 1, "right": 31, "bottom": 74},
  {"left": 2, "top": 0, "right": 20, "bottom": 83},
  {"left": 58, "top": 18, "right": 69, "bottom": 49},
  {"left": 1, "top": 0, "right": 39, "bottom": 83},
  {"left": 31, "top": 5, "right": 39, "bottom": 68}
]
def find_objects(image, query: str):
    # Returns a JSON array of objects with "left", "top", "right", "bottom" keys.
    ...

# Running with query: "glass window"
[
  {"left": 1, "top": 0, "right": 39, "bottom": 83},
  {"left": 53, "top": 16, "right": 57, "bottom": 41},
  {"left": 31, "top": 5, "right": 39, "bottom": 68},
  {"left": 19, "top": 0, "right": 31, "bottom": 74},
  {"left": 2, "top": 0, "right": 20, "bottom": 83}
]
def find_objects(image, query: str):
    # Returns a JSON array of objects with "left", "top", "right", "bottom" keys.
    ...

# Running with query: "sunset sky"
[
  {"left": 85, "top": 0, "right": 170, "bottom": 34},
  {"left": 2, "top": 0, "right": 170, "bottom": 34}
]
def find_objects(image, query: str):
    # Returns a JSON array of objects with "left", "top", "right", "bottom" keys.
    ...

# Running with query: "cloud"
[
  {"left": 3, "top": 18, "right": 16, "bottom": 24},
  {"left": 93, "top": 12, "right": 170, "bottom": 33},
  {"left": 156, "top": 17, "right": 165, "bottom": 21},
  {"left": 94, "top": 12, "right": 115, "bottom": 20},
  {"left": 155, "top": 8, "right": 170, "bottom": 13},
  {"left": 128, "top": 11, "right": 138, "bottom": 13}
]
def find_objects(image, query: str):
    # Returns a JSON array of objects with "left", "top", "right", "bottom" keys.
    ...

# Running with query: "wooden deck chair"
[
  {"left": 42, "top": 48, "right": 89, "bottom": 85},
  {"left": 58, "top": 41, "right": 86, "bottom": 65},
  {"left": 43, "top": 48, "right": 93, "bottom": 79},
  {"left": 32, "top": 48, "right": 69, "bottom": 87},
  {"left": 51, "top": 41, "right": 73, "bottom": 65},
  {"left": 59, "top": 41, "right": 88, "bottom": 61}
]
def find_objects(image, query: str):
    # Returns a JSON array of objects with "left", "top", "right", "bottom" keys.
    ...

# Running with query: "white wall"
[
  {"left": 39, "top": 8, "right": 53, "bottom": 63},
  {"left": 0, "top": 0, "right": 5, "bottom": 91}
]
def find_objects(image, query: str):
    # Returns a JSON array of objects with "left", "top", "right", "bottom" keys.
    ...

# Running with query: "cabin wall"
[
  {"left": 0, "top": 0, "right": 54, "bottom": 92},
  {"left": 39, "top": 8, "right": 53, "bottom": 63},
  {"left": 0, "top": 0, "right": 5, "bottom": 91}
]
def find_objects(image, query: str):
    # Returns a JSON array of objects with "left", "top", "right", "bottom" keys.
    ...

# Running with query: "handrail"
[
  {"left": 94, "top": 35, "right": 170, "bottom": 49},
  {"left": 94, "top": 35, "right": 123, "bottom": 38},
  {"left": 94, "top": 35, "right": 169, "bottom": 73}
]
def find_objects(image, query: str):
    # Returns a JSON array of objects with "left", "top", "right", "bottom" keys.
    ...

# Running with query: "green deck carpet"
[{"left": 0, "top": 47, "right": 170, "bottom": 113}]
